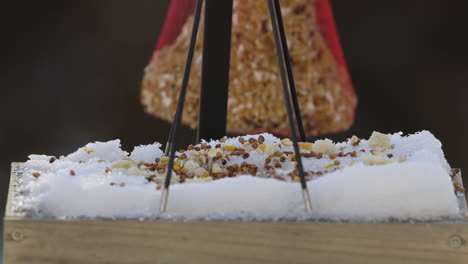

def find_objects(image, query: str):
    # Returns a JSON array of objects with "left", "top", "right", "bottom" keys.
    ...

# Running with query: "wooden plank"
[{"left": 4, "top": 219, "right": 468, "bottom": 264}]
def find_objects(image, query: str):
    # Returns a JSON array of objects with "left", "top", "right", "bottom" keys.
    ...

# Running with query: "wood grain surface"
[{"left": 4, "top": 219, "right": 468, "bottom": 264}]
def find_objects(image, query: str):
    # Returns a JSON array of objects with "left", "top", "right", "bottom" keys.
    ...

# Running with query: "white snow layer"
[{"left": 16, "top": 131, "right": 461, "bottom": 221}]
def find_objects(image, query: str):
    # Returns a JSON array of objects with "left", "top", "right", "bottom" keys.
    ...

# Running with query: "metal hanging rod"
[
  {"left": 160, "top": 0, "right": 204, "bottom": 213},
  {"left": 160, "top": 0, "right": 312, "bottom": 213},
  {"left": 267, "top": 0, "right": 312, "bottom": 212},
  {"left": 272, "top": 0, "right": 306, "bottom": 142}
]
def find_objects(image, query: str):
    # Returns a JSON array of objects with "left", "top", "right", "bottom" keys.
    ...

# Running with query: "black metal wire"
[
  {"left": 163, "top": 0, "right": 204, "bottom": 190},
  {"left": 267, "top": 0, "right": 308, "bottom": 191},
  {"left": 197, "top": 0, "right": 233, "bottom": 143},
  {"left": 273, "top": 0, "right": 306, "bottom": 142},
  {"left": 162, "top": 0, "right": 310, "bottom": 212}
]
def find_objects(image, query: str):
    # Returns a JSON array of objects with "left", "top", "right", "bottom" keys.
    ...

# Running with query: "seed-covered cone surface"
[{"left": 141, "top": 0, "right": 357, "bottom": 137}]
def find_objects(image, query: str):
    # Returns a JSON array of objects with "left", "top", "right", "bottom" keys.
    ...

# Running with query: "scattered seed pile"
[
  {"left": 15, "top": 131, "right": 463, "bottom": 220},
  {"left": 141, "top": 0, "right": 356, "bottom": 136}
]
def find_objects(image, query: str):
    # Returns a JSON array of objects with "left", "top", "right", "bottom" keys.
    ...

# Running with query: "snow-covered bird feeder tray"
[{"left": 4, "top": 131, "right": 468, "bottom": 264}]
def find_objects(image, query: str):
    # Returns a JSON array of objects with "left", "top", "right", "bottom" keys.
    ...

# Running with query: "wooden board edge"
[
  {"left": 4, "top": 219, "right": 468, "bottom": 264},
  {"left": 5, "top": 162, "right": 24, "bottom": 219}
]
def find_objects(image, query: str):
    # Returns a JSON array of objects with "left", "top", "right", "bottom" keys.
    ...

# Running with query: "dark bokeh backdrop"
[{"left": 2, "top": 0, "right": 468, "bottom": 244}]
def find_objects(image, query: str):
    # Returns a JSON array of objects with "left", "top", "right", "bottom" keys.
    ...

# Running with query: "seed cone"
[{"left": 141, "top": 0, "right": 357, "bottom": 137}]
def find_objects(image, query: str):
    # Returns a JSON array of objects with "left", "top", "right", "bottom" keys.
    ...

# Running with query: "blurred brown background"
[{"left": 2, "top": 0, "right": 468, "bottom": 256}]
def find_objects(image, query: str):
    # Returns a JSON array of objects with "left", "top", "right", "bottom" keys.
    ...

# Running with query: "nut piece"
[
  {"left": 368, "top": 131, "right": 391, "bottom": 152},
  {"left": 207, "top": 148, "right": 223, "bottom": 158},
  {"left": 312, "top": 139, "right": 338, "bottom": 155},
  {"left": 349, "top": 135, "right": 360, "bottom": 146},
  {"left": 264, "top": 143, "right": 281, "bottom": 156},
  {"left": 159, "top": 156, "right": 169, "bottom": 166},
  {"left": 111, "top": 159, "right": 137, "bottom": 169},
  {"left": 211, "top": 163, "right": 224, "bottom": 174},
  {"left": 194, "top": 167, "right": 209, "bottom": 178},
  {"left": 183, "top": 160, "right": 200, "bottom": 171},
  {"left": 361, "top": 154, "right": 394, "bottom": 166},
  {"left": 281, "top": 138, "right": 293, "bottom": 147}
]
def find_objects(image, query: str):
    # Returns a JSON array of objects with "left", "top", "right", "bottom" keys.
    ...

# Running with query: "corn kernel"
[
  {"left": 225, "top": 145, "right": 236, "bottom": 151},
  {"left": 298, "top": 142, "right": 313, "bottom": 150},
  {"left": 160, "top": 156, "right": 169, "bottom": 166},
  {"left": 194, "top": 167, "right": 209, "bottom": 178},
  {"left": 259, "top": 144, "right": 267, "bottom": 151},
  {"left": 293, "top": 176, "right": 300, "bottom": 182},
  {"left": 84, "top": 147, "right": 94, "bottom": 154}
]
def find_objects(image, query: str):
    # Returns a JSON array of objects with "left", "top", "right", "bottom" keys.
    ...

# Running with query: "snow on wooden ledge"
[
  {"left": 4, "top": 163, "right": 468, "bottom": 264},
  {"left": 9, "top": 131, "right": 466, "bottom": 221}
]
